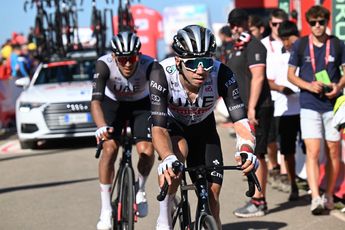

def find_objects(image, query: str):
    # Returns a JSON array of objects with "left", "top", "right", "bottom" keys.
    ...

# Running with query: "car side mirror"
[{"left": 15, "top": 77, "right": 30, "bottom": 88}]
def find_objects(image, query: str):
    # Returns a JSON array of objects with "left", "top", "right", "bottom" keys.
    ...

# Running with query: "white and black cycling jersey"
[
  {"left": 150, "top": 57, "right": 247, "bottom": 127},
  {"left": 92, "top": 53, "right": 154, "bottom": 102}
]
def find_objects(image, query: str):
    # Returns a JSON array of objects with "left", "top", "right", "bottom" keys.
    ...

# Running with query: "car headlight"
[{"left": 19, "top": 102, "right": 44, "bottom": 112}]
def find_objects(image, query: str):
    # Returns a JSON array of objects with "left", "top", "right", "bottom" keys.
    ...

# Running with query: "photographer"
[{"left": 287, "top": 5, "right": 345, "bottom": 215}]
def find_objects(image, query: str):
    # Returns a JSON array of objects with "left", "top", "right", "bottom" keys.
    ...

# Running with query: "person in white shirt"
[
  {"left": 270, "top": 20, "right": 301, "bottom": 201},
  {"left": 261, "top": 8, "right": 288, "bottom": 190}
]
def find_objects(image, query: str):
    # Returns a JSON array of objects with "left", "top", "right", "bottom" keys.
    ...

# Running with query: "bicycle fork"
[{"left": 194, "top": 176, "right": 211, "bottom": 230}]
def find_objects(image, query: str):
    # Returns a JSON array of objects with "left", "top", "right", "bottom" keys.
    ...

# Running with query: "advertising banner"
[
  {"left": 332, "top": 0, "right": 345, "bottom": 40},
  {"left": 162, "top": 4, "right": 210, "bottom": 45}
]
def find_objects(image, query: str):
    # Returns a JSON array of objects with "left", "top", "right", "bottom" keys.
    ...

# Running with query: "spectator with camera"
[{"left": 288, "top": 5, "right": 345, "bottom": 215}]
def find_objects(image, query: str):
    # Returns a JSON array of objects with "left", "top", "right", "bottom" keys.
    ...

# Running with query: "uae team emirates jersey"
[
  {"left": 92, "top": 53, "right": 154, "bottom": 102},
  {"left": 149, "top": 57, "right": 247, "bottom": 127}
]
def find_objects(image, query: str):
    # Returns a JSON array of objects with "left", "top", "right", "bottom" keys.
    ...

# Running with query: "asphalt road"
[{"left": 0, "top": 126, "right": 344, "bottom": 230}]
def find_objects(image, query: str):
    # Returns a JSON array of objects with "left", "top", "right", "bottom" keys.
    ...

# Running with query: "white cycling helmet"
[
  {"left": 110, "top": 31, "right": 141, "bottom": 56},
  {"left": 172, "top": 25, "right": 217, "bottom": 58}
]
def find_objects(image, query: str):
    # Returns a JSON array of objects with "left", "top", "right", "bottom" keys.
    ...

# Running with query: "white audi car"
[{"left": 15, "top": 51, "right": 97, "bottom": 149}]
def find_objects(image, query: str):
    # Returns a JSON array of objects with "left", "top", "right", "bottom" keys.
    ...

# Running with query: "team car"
[{"left": 15, "top": 51, "right": 97, "bottom": 149}]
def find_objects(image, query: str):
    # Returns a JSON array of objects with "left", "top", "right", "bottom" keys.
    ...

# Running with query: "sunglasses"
[
  {"left": 116, "top": 55, "right": 138, "bottom": 66},
  {"left": 271, "top": 22, "right": 282, "bottom": 27},
  {"left": 181, "top": 58, "right": 214, "bottom": 72},
  {"left": 308, "top": 19, "right": 326, "bottom": 27}
]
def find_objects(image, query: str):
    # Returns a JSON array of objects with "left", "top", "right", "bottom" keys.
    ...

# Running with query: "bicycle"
[
  {"left": 157, "top": 153, "right": 261, "bottom": 230},
  {"left": 24, "top": 0, "right": 54, "bottom": 60},
  {"left": 95, "top": 123, "right": 138, "bottom": 230},
  {"left": 117, "top": 0, "right": 136, "bottom": 32}
]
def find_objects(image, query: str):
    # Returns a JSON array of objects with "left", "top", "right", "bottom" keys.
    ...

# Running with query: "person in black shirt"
[{"left": 226, "top": 8, "right": 273, "bottom": 218}]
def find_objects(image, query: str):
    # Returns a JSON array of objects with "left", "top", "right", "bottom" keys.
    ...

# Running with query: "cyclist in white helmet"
[
  {"left": 91, "top": 31, "right": 155, "bottom": 230},
  {"left": 150, "top": 25, "right": 258, "bottom": 230}
]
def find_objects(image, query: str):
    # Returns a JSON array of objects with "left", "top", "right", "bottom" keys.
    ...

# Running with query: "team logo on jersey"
[
  {"left": 225, "top": 76, "right": 236, "bottom": 88},
  {"left": 93, "top": 73, "right": 99, "bottom": 79},
  {"left": 151, "top": 94, "right": 161, "bottom": 105},
  {"left": 150, "top": 80, "right": 167, "bottom": 93},
  {"left": 229, "top": 103, "right": 244, "bottom": 111},
  {"left": 107, "top": 57, "right": 113, "bottom": 63},
  {"left": 205, "top": 85, "right": 212, "bottom": 92},
  {"left": 166, "top": 65, "right": 177, "bottom": 74},
  {"left": 232, "top": 88, "right": 240, "bottom": 99}
]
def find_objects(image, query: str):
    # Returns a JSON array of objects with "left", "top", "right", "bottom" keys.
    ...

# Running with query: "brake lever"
[{"left": 240, "top": 153, "right": 262, "bottom": 197}]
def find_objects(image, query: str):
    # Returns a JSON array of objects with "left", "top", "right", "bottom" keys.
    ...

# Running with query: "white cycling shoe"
[
  {"left": 96, "top": 211, "right": 112, "bottom": 230},
  {"left": 156, "top": 223, "right": 172, "bottom": 230},
  {"left": 136, "top": 190, "right": 148, "bottom": 217}
]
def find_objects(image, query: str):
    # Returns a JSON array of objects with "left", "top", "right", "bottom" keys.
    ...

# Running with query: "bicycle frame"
[
  {"left": 176, "top": 165, "right": 241, "bottom": 229},
  {"left": 95, "top": 123, "right": 137, "bottom": 229},
  {"left": 158, "top": 155, "right": 261, "bottom": 230}
]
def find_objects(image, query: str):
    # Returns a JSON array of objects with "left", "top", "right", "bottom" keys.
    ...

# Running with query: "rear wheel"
[{"left": 197, "top": 214, "right": 218, "bottom": 230}]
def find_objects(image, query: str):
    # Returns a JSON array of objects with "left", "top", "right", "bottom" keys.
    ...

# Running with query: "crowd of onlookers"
[
  {"left": 0, "top": 30, "right": 39, "bottom": 81},
  {"left": 0, "top": 4, "right": 344, "bottom": 218},
  {"left": 215, "top": 5, "right": 344, "bottom": 217}
]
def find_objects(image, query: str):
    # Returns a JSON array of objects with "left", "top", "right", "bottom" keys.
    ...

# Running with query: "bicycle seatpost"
[{"left": 240, "top": 153, "right": 262, "bottom": 197}]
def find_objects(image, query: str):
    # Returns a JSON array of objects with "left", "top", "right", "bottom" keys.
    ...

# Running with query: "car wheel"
[{"left": 20, "top": 140, "right": 37, "bottom": 149}]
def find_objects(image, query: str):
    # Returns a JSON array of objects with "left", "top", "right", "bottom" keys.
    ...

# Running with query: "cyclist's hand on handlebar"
[
  {"left": 157, "top": 155, "right": 181, "bottom": 188},
  {"left": 95, "top": 126, "right": 114, "bottom": 143},
  {"left": 235, "top": 151, "right": 259, "bottom": 175}
]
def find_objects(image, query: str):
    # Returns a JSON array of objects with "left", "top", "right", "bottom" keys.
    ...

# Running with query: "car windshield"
[{"left": 34, "top": 59, "right": 95, "bottom": 85}]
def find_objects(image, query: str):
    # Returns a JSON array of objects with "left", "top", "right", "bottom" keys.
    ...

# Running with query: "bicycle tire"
[
  {"left": 118, "top": 166, "right": 135, "bottom": 230},
  {"left": 197, "top": 214, "right": 218, "bottom": 230}
]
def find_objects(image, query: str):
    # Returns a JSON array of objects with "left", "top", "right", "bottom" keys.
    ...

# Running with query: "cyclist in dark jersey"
[
  {"left": 91, "top": 31, "right": 155, "bottom": 230},
  {"left": 150, "top": 25, "right": 258, "bottom": 230}
]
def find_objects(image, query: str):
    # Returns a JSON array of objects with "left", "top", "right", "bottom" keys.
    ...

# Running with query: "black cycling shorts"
[
  {"left": 254, "top": 106, "right": 274, "bottom": 158},
  {"left": 276, "top": 115, "right": 300, "bottom": 155},
  {"left": 101, "top": 96, "right": 151, "bottom": 143},
  {"left": 166, "top": 113, "right": 224, "bottom": 185}
]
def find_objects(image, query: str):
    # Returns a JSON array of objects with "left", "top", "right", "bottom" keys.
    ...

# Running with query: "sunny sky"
[{"left": 1, "top": 0, "right": 233, "bottom": 43}]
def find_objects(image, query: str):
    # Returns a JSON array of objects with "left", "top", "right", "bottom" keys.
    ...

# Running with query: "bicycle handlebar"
[
  {"left": 156, "top": 153, "right": 261, "bottom": 201},
  {"left": 95, "top": 139, "right": 105, "bottom": 159}
]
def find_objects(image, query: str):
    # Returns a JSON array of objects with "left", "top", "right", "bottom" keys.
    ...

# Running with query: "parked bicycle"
[
  {"left": 157, "top": 153, "right": 261, "bottom": 230},
  {"left": 24, "top": 0, "right": 54, "bottom": 60},
  {"left": 95, "top": 123, "right": 137, "bottom": 230}
]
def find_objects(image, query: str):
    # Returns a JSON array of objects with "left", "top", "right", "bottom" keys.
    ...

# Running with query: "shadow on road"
[
  {"left": 36, "top": 137, "right": 96, "bottom": 149},
  {"left": 222, "top": 220, "right": 287, "bottom": 230},
  {"left": 268, "top": 194, "right": 310, "bottom": 214},
  {"left": 0, "top": 137, "right": 96, "bottom": 162},
  {"left": 0, "top": 177, "right": 98, "bottom": 194}
]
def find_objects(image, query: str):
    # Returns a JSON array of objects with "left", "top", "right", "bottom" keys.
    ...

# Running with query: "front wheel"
[
  {"left": 197, "top": 214, "right": 218, "bottom": 230},
  {"left": 117, "top": 166, "right": 135, "bottom": 230}
]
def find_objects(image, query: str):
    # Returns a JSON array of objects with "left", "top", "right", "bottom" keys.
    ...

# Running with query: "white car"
[{"left": 15, "top": 51, "right": 97, "bottom": 149}]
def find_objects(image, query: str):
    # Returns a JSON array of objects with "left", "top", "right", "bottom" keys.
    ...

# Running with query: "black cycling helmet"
[
  {"left": 172, "top": 25, "right": 216, "bottom": 58},
  {"left": 110, "top": 31, "right": 141, "bottom": 56}
]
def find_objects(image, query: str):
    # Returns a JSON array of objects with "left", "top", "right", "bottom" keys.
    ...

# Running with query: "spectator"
[
  {"left": 10, "top": 44, "right": 29, "bottom": 78},
  {"left": 261, "top": 8, "right": 288, "bottom": 192},
  {"left": 1, "top": 39, "right": 12, "bottom": 60},
  {"left": 215, "top": 25, "right": 233, "bottom": 64},
  {"left": 269, "top": 20, "right": 301, "bottom": 201},
  {"left": 227, "top": 9, "right": 273, "bottom": 217},
  {"left": 288, "top": 5, "right": 345, "bottom": 215},
  {"left": 249, "top": 15, "right": 266, "bottom": 40}
]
